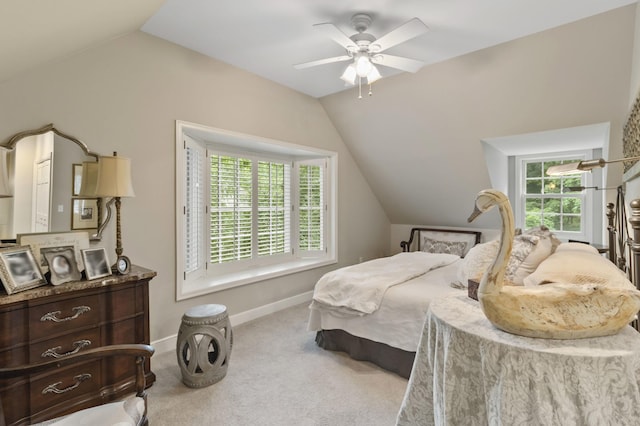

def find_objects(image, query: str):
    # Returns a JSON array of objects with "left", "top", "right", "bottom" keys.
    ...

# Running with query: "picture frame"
[
  {"left": 40, "top": 246, "right": 82, "bottom": 285},
  {"left": 71, "top": 198, "right": 99, "bottom": 230},
  {"left": 0, "top": 245, "right": 46, "bottom": 294},
  {"left": 72, "top": 163, "right": 83, "bottom": 196},
  {"left": 17, "top": 231, "right": 90, "bottom": 274},
  {"left": 81, "top": 248, "right": 112, "bottom": 280}
]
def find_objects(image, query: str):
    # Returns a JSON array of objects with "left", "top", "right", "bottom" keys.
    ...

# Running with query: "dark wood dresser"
[{"left": 0, "top": 265, "right": 156, "bottom": 426}]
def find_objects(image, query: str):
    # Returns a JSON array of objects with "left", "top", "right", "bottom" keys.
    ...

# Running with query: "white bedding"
[
  {"left": 311, "top": 252, "right": 459, "bottom": 315},
  {"left": 308, "top": 259, "right": 463, "bottom": 352}
]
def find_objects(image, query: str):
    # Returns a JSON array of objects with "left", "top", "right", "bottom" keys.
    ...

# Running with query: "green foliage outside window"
[
  {"left": 299, "top": 165, "right": 323, "bottom": 251},
  {"left": 257, "top": 161, "right": 287, "bottom": 257},
  {"left": 523, "top": 159, "right": 583, "bottom": 233},
  {"left": 210, "top": 155, "right": 252, "bottom": 263}
]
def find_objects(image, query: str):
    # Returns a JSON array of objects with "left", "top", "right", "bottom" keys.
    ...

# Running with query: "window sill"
[{"left": 177, "top": 257, "right": 336, "bottom": 301}]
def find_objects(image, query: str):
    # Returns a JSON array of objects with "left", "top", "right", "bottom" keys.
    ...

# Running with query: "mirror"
[{"left": 0, "top": 124, "right": 112, "bottom": 241}]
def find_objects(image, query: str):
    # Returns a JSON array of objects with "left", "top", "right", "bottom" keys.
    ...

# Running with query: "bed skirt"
[{"left": 315, "top": 330, "right": 415, "bottom": 379}]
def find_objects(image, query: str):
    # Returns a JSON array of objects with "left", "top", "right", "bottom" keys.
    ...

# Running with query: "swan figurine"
[{"left": 468, "top": 189, "right": 640, "bottom": 339}]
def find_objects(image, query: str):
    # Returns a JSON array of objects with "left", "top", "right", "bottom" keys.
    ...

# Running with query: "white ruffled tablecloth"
[{"left": 396, "top": 294, "right": 640, "bottom": 426}]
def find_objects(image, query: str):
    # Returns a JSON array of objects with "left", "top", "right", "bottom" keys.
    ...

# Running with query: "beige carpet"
[{"left": 147, "top": 303, "right": 408, "bottom": 425}]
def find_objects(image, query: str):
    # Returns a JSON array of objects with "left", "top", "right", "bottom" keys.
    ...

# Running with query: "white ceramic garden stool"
[{"left": 176, "top": 304, "right": 233, "bottom": 388}]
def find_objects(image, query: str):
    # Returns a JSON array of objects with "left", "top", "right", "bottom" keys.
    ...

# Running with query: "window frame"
[
  {"left": 176, "top": 121, "right": 337, "bottom": 301},
  {"left": 514, "top": 150, "right": 593, "bottom": 242}
]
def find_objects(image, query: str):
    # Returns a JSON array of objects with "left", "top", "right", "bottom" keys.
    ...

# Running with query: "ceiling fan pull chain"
[
  {"left": 368, "top": 84, "right": 373, "bottom": 97},
  {"left": 358, "top": 76, "right": 362, "bottom": 99}
]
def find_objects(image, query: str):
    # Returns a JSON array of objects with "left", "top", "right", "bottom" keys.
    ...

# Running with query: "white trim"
[
  {"left": 181, "top": 257, "right": 334, "bottom": 300},
  {"left": 176, "top": 120, "right": 338, "bottom": 300},
  {"left": 514, "top": 151, "right": 594, "bottom": 241},
  {"left": 151, "top": 291, "right": 314, "bottom": 354}
]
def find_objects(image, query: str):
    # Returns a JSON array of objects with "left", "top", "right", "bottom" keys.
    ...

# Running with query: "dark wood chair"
[{"left": 0, "top": 344, "right": 154, "bottom": 426}]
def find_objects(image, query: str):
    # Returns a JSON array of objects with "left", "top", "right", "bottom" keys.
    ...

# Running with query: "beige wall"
[
  {"left": 622, "top": 4, "right": 640, "bottom": 203},
  {"left": 0, "top": 32, "right": 390, "bottom": 341},
  {"left": 630, "top": 3, "right": 640, "bottom": 109}
]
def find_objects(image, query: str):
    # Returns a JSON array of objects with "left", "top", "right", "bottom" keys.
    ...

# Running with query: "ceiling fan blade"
[
  {"left": 313, "top": 23, "right": 357, "bottom": 51},
  {"left": 370, "top": 18, "right": 429, "bottom": 52},
  {"left": 371, "top": 54, "right": 425, "bottom": 73},
  {"left": 294, "top": 55, "right": 352, "bottom": 70}
]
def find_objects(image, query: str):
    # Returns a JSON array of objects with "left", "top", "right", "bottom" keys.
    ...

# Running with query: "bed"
[{"left": 308, "top": 228, "right": 482, "bottom": 378}]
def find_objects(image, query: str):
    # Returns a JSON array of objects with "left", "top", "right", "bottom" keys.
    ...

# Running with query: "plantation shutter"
[
  {"left": 298, "top": 161, "right": 324, "bottom": 252},
  {"left": 184, "top": 137, "right": 207, "bottom": 275},
  {"left": 257, "top": 161, "right": 291, "bottom": 256},
  {"left": 210, "top": 154, "right": 253, "bottom": 263}
]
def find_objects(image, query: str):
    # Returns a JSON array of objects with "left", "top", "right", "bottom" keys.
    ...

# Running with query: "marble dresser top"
[{"left": 0, "top": 265, "right": 156, "bottom": 305}]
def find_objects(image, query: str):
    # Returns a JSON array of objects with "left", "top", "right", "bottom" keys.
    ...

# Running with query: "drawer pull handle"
[
  {"left": 42, "top": 373, "right": 92, "bottom": 395},
  {"left": 41, "top": 339, "right": 92, "bottom": 359},
  {"left": 40, "top": 306, "right": 91, "bottom": 323}
]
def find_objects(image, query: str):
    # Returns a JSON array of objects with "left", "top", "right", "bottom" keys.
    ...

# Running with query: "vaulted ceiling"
[
  {"left": 1, "top": 0, "right": 637, "bottom": 227},
  {"left": 1, "top": 1, "right": 634, "bottom": 97}
]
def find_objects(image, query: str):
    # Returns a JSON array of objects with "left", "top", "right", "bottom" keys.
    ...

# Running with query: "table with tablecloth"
[{"left": 396, "top": 294, "right": 640, "bottom": 425}]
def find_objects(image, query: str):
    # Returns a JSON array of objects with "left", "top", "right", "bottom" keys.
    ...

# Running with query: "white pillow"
[
  {"left": 503, "top": 234, "right": 539, "bottom": 285},
  {"left": 554, "top": 242, "right": 599, "bottom": 255},
  {"left": 454, "top": 234, "right": 555, "bottom": 288},
  {"left": 523, "top": 249, "right": 632, "bottom": 288},
  {"left": 523, "top": 226, "right": 562, "bottom": 253},
  {"left": 454, "top": 240, "right": 499, "bottom": 288},
  {"left": 509, "top": 236, "right": 554, "bottom": 285}
]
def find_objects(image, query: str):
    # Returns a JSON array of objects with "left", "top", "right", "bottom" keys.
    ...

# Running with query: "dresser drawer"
[
  {"left": 0, "top": 379, "right": 29, "bottom": 426},
  {"left": 29, "top": 295, "right": 100, "bottom": 341},
  {"left": 109, "top": 286, "right": 138, "bottom": 320},
  {"left": 0, "top": 267, "right": 155, "bottom": 425},
  {"left": 29, "top": 328, "right": 101, "bottom": 363},
  {"left": 30, "top": 360, "right": 102, "bottom": 414},
  {"left": 0, "top": 306, "right": 28, "bottom": 347}
]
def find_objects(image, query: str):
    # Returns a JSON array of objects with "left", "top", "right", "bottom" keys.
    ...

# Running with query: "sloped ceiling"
[
  {"left": 0, "top": 1, "right": 636, "bottom": 230},
  {"left": 0, "top": 0, "right": 164, "bottom": 84},
  {"left": 320, "top": 6, "right": 636, "bottom": 227},
  {"left": 141, "top": 0, "right": 636, "bottom": 98}
]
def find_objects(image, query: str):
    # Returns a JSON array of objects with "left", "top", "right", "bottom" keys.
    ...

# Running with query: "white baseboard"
[{"left": 151, "top": 291, "right": 313, "bottom": 354}]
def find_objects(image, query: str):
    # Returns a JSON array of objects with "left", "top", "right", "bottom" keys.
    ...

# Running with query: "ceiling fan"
[{"left": 294, "top": 13, "right": 429, "bottom": 97}]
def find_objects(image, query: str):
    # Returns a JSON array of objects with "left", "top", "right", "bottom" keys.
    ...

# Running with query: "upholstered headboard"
[{"left": 400, "top": 228, "right": 482, "bottom": 257}]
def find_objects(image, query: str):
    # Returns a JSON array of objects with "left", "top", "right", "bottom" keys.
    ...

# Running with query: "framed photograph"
[
  {"left": 0, "top": 245, "right": 46, "bottom": 294},
  {"left": 72, "top": 163, "right": 83, "bottom": 196},
  {"left": 41, "top": 246, "right": 82, "bottom": 285},
  {"left": 71, "top": 198, "right": 99, "bottom": 230},
  {"left": 17, "top": 231, "right": 90, "bottom": 274},
  {"left": 81, "top": 248, "right": 112, "bottom": 280}
]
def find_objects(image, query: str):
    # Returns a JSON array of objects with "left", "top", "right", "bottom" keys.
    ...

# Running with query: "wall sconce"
[
  {"left": 546, "top": 156, "right": 640, "bottom": 176},
  {"left": 564, "top": 186, "right": 618, "bottom": 192}
]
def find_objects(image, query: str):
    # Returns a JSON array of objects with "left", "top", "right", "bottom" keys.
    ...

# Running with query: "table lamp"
[{"left": 95, "top": 152, "right": 135, "bottom": 274}]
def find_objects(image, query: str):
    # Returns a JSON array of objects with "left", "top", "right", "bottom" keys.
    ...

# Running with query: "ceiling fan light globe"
[
  {"left": 340, "top": 64, "right": 357, "bottom": 85},
  {"left": 355, "top": 56, "right": 372, "bottom": 77},
  {"left": 367, "top": 65, "right": 382, "bottom": 84}
]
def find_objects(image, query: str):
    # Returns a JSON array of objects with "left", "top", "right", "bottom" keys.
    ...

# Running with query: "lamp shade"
[
  {"left": 95, "top": 155, "right": 135, "bottom": 197},
  {"left": 78, "top": 161, "right": 99, "bottom": 197}
]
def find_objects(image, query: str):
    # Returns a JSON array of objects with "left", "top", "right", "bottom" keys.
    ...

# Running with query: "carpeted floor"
[{"left": 147, "top": 303, "right": 408, "bottom": 425}]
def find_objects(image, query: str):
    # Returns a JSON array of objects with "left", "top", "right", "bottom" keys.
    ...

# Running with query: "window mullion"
[{"left": 251, "top": 158, "right": 258, "bottom": 260}]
